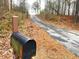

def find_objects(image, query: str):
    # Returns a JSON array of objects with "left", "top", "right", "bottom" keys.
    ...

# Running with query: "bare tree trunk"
[
  {"left": 74, "top": 0, "right": 79, "bottom": 24},
  {"left": 9, "top": 0, "right": 11, "bottom": 11},
  {"left": 64, "top": 1, "right": 66, "bottom": 15},
  {"left": 68, "top": 0, "right": 71, "bottom": 16},
  {"left": 68, "top": 4, "right": 70, "bottom": 15},
  {"left": 39, "top": 0, "right": 41, "bottom": 14},
  {"left": 57, "top": 0, "right": 60, "bottom": 15},
  {"left": 72, "top": 1, "right": 76, "bottom": 15},
  {"left": 61, "top": 1, "right": 64, "bottom": 15},
  {"left": 8, "top": 0, "right": 12, "bottom": 11},
  {"left": 10, "top": 0, "right": 12, "bottom": 10}
]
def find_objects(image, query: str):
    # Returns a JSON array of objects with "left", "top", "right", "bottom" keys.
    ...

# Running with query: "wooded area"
[
  {"left": 0, "top": 0, "right": 79, "bottom": 23},
  {"left": 36, "top": 0, "right": 79, "bottom": 24},
  {"left": 0, "top": 0, "right": 29, "bottom": 19},
  {"left": 45, "top": 0, "right": 78, "bottom": 23}
]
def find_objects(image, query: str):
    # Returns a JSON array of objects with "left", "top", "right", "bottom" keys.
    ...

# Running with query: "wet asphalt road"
[{"left": 30, "top": 15, "right": 79, "bottom": 56}]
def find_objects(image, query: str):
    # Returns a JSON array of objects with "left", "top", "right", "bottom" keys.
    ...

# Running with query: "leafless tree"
[
  {"left": 74, "top": 0, "right": 79, "bottom": 24},
  {"left": 32, "top": 1, "right": 40, "bottom": 13}
]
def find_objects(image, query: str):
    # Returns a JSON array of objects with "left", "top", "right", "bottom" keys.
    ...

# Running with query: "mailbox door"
[{"left": 22, "top": 40, "right": 36, "bottom": 59}]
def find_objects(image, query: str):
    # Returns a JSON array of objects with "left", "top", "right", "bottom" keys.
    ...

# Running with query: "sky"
[
  {"left": 13, "top": 0, "right": 45, "bottom": 15},
  {"left": 13, "top": 0, "right": 45, "bottom": 9},
  {"left": 27, "top": 0, "right": 45, "bottom": 9}
]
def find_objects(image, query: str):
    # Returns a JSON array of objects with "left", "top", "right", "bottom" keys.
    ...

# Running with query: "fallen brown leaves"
[
  {"left": 0, "top": 19, "right": 13, "bottom": 59},
  {"left": 0, "top": 11, "right": 26, "bottom": 59},
  {"left": 24, "top": 19, "right": 79, "bottom": 59},
  {"left": 0, "top": 11, "right": 79, "bottom": 59},
  {"left": 39, "top": 15, "right": 79, "bottom": 30}
]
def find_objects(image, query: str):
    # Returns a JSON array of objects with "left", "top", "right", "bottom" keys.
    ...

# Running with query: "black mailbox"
[{"left": 11, "top": 32, "right": 36, "bottom": 59}]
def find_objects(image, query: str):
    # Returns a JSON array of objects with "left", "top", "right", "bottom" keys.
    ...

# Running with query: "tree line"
[
  {"left": 44, "top": 0, "right": 79, "bottom": 24},
  {"left": 0, "top": 0, "right": 79, "bottom": 24},
  {"left": 0, "top": 0, "right": 28, "bottom": 18},
  {"left": 32, "top": 0, "right": 79, "bottom": 24}
]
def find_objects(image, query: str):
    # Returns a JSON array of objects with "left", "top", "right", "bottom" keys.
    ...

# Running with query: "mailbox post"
[{"left": 11, "top": 16, "right": 36, "bottom": 59}]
